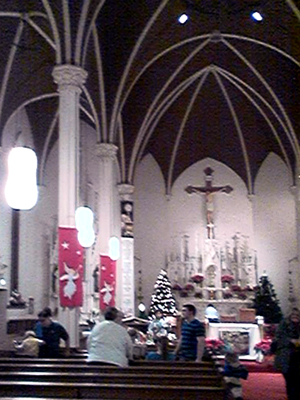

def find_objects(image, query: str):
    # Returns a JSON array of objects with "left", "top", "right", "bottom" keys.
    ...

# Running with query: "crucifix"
[{"left": 185, "top": 167, "right": 233, "bottom": 239}]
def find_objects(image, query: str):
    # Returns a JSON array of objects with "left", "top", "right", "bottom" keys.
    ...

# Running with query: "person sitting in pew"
[
  {"left": 87, "top": 306, "right": 133, "bottom": 367},
  {"left": 13, "top": 330, "right": 45, "bottom": 358},
  {"left": 146, "top": 336, "right": 175, "bottom": 361}
]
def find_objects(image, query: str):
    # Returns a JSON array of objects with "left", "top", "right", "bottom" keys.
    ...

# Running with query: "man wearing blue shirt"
[{"left": 175, "top": 304, "right": 205, "bottom": 361}]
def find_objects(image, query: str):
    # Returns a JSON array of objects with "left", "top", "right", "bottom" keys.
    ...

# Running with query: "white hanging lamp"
[
  {"left": 75, "top": 206, "right": 95, "bottom": 248},
  {"left": 109, "top": 236, "right": 120, "bottom": 261},
  {"left": 5, "top": 147, "right": 38, "bottom": 210}
]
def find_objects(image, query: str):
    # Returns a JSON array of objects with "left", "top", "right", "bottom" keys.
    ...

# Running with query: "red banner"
[
  {"left": 99, "top": 255, "right": 116, "bottom": 311},
  {"left": 58, "top": 227, "right": 84, "bottom": 307}
]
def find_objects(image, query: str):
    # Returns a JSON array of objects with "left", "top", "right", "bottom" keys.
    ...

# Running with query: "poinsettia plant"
[
  {"left": 172, "top": 283, "right": 182, "bottom": 291},
  {"left": 191, "top": 274, "right": 204, "bottom": 283},
  {"left": 184, "top": 283, "right": 195, "bottom": 291},
  {"left": 254, "top": 337, "right": 272, "bottom": 354},
  {"left": 221, "top": 275, "right": 234, "bottom": 283},
  {"left": 231, "top": 284, "right": 242, "bottom": 292},
  {"left": 205, "top": 338, "right": 225, "bottom": 352}
]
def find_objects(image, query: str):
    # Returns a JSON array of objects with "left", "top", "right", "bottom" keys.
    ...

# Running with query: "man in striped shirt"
[{"left": 175, "top": 304, "right": 205, "bottom": 361}]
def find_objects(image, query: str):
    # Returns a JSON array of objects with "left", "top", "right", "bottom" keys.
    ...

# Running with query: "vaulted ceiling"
[{"left": 0, "top": 0, "right": 300, "bottom": 194}]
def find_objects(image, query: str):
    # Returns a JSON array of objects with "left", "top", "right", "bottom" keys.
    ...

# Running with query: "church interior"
[{"left": 0, "top": 0, "right": 300, "bottom": 357}]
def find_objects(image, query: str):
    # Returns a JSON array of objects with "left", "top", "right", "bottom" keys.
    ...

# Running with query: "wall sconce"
[{"left": 5, "top": 147, "right": 38, "bottom": 210}]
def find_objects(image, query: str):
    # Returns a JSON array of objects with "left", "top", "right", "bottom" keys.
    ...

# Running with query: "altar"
[{"left": 207, "top": 322, "right": 261, "bottom": 360}]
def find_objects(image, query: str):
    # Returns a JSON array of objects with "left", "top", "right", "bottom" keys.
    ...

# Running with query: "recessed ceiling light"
[
  {"left": 251, "top": 11, "right": 263, "bottom": 21},
  {"left": 178, "top": 13, "right": 189, "bottom": 24}
]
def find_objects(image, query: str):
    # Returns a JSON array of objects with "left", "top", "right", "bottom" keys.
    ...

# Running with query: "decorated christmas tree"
[
  {"left": 149, "top": 269, "right": 178, "bottom": 319},
  {"left": 252, "top": 273, "right": 283, "bottom": 323}
]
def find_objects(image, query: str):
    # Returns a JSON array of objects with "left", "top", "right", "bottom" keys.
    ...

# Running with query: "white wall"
[
  {"left": 253, "top": 153, "right": 297, "bottom": 314},
  {"left": 134, "top": 154, "right": 168, "bottom": 310}
]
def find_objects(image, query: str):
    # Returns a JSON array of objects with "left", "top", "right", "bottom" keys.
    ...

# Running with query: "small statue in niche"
[
  {"left": 92, "top": 265, "right": 99, "bottom": 293},
  {"left": 9, "top": 290, "right": 26, "bottom": 307},
  {"left": 28, "top": 296, "right": 34, "bottom": 314},
  {"left": 206, "top": 265, "right": 216, "bottom": 288},
  {"left": 51, "top": 264, "right": 59, "bottom": 295}
]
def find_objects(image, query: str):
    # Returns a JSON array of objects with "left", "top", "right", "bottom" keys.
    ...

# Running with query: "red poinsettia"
[
  {"left": 221, "top": 275, "right": 235, "bottom": 283},
  {"left": 184, "top": 283, "right": 195, "bottom": 291},
  {"left": 254, "top": 338, "right": 272, "bottom": 354},
  {"left": 191, "top": 274, "right": 204, "bottom": 283},
  {"left": 172, "top": 283, "right": 182, "bottom": 291},
  {"left": 231, "top": 284, "right": 242, "bottom": 292},
  {"left": 205, "top": 338, "right": 224, "bottom": 351}
]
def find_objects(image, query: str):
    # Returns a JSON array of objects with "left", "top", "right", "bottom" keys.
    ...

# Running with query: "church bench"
[
  {"left": 0, "top": 371, "right": 224, "bottom": 387},
  {"left": 0, "top": 357, "right": 214, "bottom": 367},
  {"left": 0, "top": 363, "right": 217, "bottom": 376},
  {"left": 0, "top": 381, "right": 226, "bottom": 400}
]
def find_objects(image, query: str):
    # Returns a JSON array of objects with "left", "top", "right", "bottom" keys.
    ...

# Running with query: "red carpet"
[
  {"left": 218, "top": 360, "right": 287, "bottom": 399},
  {"left": 242, "top": 372, "right": 287, "bottom": 400}
]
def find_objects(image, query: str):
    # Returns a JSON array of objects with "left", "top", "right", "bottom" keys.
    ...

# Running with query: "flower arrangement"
[
  {"left": 231, "top": 284, "right": 242, "bottom": 292},
  {"left": 194, "top": 290, "right": 203, "bottom": 299},
  {"left": 205, "top": 338, "right": 224, "bottom": 353},
  {"left": 221, "top": 275, "right": 234, "bottom": 283},
  {"left": 223, "top": 291, "right": 233, "bottom": 299},
  {"left": 179, "top": 290, "right": 188, "bottom": 298},
  {"left": 184, "top": 283, "right": 195, "bottom": 292},
  {"left": 237, "top": 292, "right": 248, "bottom": 300},
  {"left": 254, "top": 337, "right": 272, "bottom": 355},
  {"left": 191, "top": 274, "right": 204, "bottom": 284},
  {"left": 172, "top": 283, "right": 182, "bottom": 291}
]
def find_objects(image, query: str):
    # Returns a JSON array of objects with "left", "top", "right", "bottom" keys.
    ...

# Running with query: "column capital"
[
  {"left": 52, "top": 65, "right": 88, "bottom": 89},
  {"left": 96, "top": 143, "right": 118, "bottom": 159},
  {"left": 118, "top": 183, "right": 134, "bottom": 201}
]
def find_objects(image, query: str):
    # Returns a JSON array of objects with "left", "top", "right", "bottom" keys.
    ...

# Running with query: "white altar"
[{"left": 207, "top": 322, "right": 261, "bottom": 360}]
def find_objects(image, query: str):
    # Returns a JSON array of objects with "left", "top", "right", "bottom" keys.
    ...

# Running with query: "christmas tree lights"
[{"left": 149, "top": 269, "right": 178, "bottom": 318}]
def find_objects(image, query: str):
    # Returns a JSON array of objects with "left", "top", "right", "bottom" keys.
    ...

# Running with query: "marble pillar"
[{"left": 52, "top": 65, "right": 87, "bottom": 348}]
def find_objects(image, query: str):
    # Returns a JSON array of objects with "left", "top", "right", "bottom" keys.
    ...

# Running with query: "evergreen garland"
[
  {"left": 252, "top": 274, "right": 283, "bottom": 323},
  {"left": 149, "top": 269, "right": 178, "bottom": 319}
]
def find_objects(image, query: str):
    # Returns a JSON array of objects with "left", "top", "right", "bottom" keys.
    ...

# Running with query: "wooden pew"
[
  {"left": 0, "top": 380, "right": 226, "bottom": 400},
  {"left": 0, "top": 357, "right": 213, "bottom": 367},
  {"left": 0, "top": 356, "right": 226, "bottom": 399},
  {"left": 0, "top": 363, "right": 217, "bottom": 376},
  {"left": 0, "top": 371, "right": 223, "bottom": 387}
]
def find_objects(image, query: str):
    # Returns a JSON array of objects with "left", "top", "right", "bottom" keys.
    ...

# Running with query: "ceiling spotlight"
[
  {"left": 251, "top": 11, "right": 263, "bottom": 21},
  {"left": 178, "top": 13, "right": 189, "bottom": 24}
]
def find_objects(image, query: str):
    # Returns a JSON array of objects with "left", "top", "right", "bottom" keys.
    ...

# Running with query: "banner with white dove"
[
  {"left": 99, "top": 255, "right": 116, "bottom": 310},
  {"left": 58, "top": 227, "right": 84, "bottom": 307}
]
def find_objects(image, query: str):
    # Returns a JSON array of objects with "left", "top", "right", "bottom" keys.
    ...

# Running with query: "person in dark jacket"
[
  {"left": 273, "top": 307, "right": 300, "bottom": 400},
  {"left": 37, "top": 309, "right": 70, "bottom": 358}
]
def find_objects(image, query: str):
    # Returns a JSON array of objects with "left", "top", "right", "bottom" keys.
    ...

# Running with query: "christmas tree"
[
  {"left": 149, "top": 269, "right": 178, "bottom": 319},
  {"left": 252, "top": 273, "right": 283, "bottom": 323}
]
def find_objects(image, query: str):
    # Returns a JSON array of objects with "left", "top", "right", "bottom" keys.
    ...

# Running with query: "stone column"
[
  {"left": 95, "top": 143, "right": 118, "bottom": 254},
  {"left": 52, "top": 65, "right": 87, "bottom": 348},
  {"left": 118, "top": 184, "right": 135, "bottom": 315}
]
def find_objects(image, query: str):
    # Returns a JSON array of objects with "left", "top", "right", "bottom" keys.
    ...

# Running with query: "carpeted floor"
[{"left": 242, "top": 372, "right": 287, "bottom": 400}]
